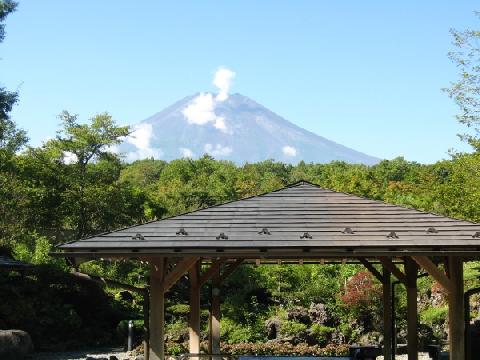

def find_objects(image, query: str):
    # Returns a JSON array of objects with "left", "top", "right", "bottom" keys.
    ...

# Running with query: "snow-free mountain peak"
[{"left": 120, "top": 92, "right": 380, "bottom": 165}]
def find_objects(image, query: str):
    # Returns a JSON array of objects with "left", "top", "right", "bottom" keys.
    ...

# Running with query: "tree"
[
  {"left": 0, "top": 0, "right": 27, "bottom": 158},
  {"left": 444, "top": 12, "right": 480, "bottom": 151},
  {"left": 46, "top": 111, "right": 130, "bottom": 237}
]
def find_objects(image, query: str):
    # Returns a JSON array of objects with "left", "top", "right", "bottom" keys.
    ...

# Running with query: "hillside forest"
[{"left": 1, "top": 1, "right": 480, "bottom": 355}]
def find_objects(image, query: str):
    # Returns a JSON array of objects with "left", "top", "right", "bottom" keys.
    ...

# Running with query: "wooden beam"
[
  {"left": 149, "top": 258, "right": 166, "bottom": 360},
  {"left": 358, "top": 257, "right": 385, "bottom": 283},
  {"left": 412, "top": 256, "right": 453, "bottom": 294},
  {"left": 218, "top": 258, "right": 244, "bottom": 283},
  {"left": 379, "top": 257, "right": 407, "bottom": 285},
  {"left": 448, "top": 256, "right": 464, "bottom": 360},
  {"left": 200, "top": 258, "right": 227, "bottom": 286},
  {"left": 405, "top": 257, "right": 418, "bottom": 360},
  {"left": 382, "top": 269, "right": 392, "bottom": 360},
  {"left": 189, "top": 261, "right": 201, "bottom": 358},
  {"left": 210, "top": 266, "right": 221, "bottom": 357},
  {"left": 163, "top": 257, "right": 198, "bottom": 292}
]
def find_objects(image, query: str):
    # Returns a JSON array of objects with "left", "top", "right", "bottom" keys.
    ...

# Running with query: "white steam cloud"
[
  {"left": 125, "top": 123, "right": 163, "bottom": 161},
  {"left": 282, "top": 145, "right": 297, "bottom": 157},
  {"left": 182, "top": 66, "right": 235, "bottom": 133},
  {"left": 213, "top": 67, "right": 235, "bottom": 101}
]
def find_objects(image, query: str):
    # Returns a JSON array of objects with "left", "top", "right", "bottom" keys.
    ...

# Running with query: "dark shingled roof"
[{"left": 57, "top": 181, "right": 480, "bottom": 257}]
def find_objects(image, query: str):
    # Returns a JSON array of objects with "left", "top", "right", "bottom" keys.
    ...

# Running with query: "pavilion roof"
[{"left": 57, "top": 181, "right": 480, "bottom": 258}]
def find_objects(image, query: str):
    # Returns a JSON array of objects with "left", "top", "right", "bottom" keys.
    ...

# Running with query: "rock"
[
  {"left": 0, "top": 330, "right": 33, "bottom": 359},
  {"left": 265, "top": 317, "right": 281, "bottom": 340},
  {"left": 135, "top": 356, "right": 145, "bottom": 360},
  {"left": 286, "top": 306, "right": 310, "bottom": 324},
  {"left": 309, "top": 303, "right": 329, "bottom": 325},
  {"left": 109, "top": 356, "right": 119, "bottom": 360}
]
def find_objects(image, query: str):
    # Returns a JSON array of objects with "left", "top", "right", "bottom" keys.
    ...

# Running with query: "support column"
[
  {"left": 382, "top": 269, "right": 393, "bottom": 360},
  {"left": 210, "top": 267, "right": 221, "bottom": 357},
  {"left": 150, "top": 259, "right": 166, "bottom": 360},
  {"left": 448, "top": 257, "right": 464, "bottom": 360},
  {"left": 189, "top": 261, "right": 201, "bottom": 356},
  {"left": 405, "top": 257, "right": 418, "bottom": 360}
]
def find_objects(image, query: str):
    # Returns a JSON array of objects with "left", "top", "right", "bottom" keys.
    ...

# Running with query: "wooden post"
[
  {"left": 189, "top": 261, "right": 201, "bottom": 357},
  {"left": 150, "top": 259, "right": 166, "bottom": 360},
  {"left": 211, "top": 267, "right": 221, "bottom": 357},
  {"left": 405, "top": 257, "right": 418, "bottom": 360},
  {"left": 383, "top": 268, "right": 393, "bottom": 360},
  {"left": 448, "top": 256, "right": 464, "bottom": 360}
]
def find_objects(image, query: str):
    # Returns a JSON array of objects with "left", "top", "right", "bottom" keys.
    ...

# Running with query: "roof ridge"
[{"left": 286, "top": 180, "right": 319, "bottom": 188}]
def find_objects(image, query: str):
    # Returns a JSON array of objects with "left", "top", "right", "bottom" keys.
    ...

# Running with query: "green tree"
[
  {"left": 45, "top": 111, "right": 130, "bottom": 237},
  {"left": 0, "top": 0, "right": 28, "bottom": 249},
  {"left": 0, "top": 0, "right": 26, "bottom": 158},
  {"left": 445, "top": 12, "right": 480, "bottom": 151}
]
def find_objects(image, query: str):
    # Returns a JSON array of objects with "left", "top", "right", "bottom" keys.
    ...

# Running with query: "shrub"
[
  {"left": 280, "top": 320, "right": 307, "bottom": 338},
  {"left": 310, "top": 323, "right": 335, "bottom": 345}
]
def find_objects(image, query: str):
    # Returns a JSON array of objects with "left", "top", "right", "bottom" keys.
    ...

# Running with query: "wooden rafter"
[
  {"left": 379, "top": 257, "right": 407, "bottom": 285},
  {"left": 219, "top": 258, "right": 244, "bottom": 283},
  {"left": 163, "top": 257, "right": 198, "bottom": 292},
  {"left": 200, "top": 258, "right": 227, "bottom": 286},
  {"left": 412, "top": 256, "right": 453, "bottom": 294},
  {"left": 358, "top": 257, "right": 385, "bottom": 283}
]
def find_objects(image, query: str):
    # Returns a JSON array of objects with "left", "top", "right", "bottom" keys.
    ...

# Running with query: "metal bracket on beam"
[
  {"left": 379, "top": 257, "right": 408, "bottom": 285},
  {"left": 411, "top": 256, "right": 453, "bottom": 294}
]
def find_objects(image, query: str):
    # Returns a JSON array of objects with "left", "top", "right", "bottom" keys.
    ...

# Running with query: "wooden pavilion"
[{"left": 57, "top": 181, "right": 480, "bottom": 360}]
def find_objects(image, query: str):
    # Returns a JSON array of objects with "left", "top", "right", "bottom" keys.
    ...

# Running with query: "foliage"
[
  {"left": 444, "top": 12, "right": 480, "bottom": 151},
  {"left": 340, "top": 271, "right": 381, "bottom": 307},
  {"left": 218, "top": 341, "right": 350, "bottom": 356}
]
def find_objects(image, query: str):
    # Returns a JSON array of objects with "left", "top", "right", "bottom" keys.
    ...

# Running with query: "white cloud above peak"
[
  {"left": 181, "top": 66, "right": 236, "bottom": 133},
  {"left": 213, "top": 67, "right": 235, "bottom": 101}
]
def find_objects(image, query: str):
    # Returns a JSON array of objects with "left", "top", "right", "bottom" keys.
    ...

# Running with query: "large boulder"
[
  {"left": 0, "top": 330, "right": 33, "bottom": 359},
  {"left": 308, "top": 303, "right": 330, "bottom": 325},
  {"left": 286, "top": 306, "right": 310, "bottom": 324}
]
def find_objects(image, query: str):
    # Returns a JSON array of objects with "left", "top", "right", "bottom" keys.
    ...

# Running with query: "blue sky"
[{"left": 1, "top": 1, "right": 478, "bottom": 163}]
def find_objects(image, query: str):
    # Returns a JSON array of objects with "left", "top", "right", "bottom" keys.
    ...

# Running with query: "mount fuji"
[{"left": 120, "top": 93, "right": 380, "bottom": 165}]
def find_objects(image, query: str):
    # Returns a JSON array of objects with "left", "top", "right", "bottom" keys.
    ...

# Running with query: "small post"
[
  {"left": 128, "top": 320, "right": 134, "bottom": 351},
  {"left": 211, "top": 267, "right": 221, "bottom": 359}
]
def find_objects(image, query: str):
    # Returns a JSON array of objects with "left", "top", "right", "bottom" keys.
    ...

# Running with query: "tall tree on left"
[
  {"left": 0, "top": 1, "right": 27, "bottom": 160},
  {"left": 0, "top": 1, "right": 29, "bottom": 249}
]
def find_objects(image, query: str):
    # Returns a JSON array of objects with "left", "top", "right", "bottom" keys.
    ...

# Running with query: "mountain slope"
[{"left": 121, "top": 93, "right": 380, "bottom": 165}]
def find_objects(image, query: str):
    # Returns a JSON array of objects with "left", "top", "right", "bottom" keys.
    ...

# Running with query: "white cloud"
[
  {"left": 282, "top": 145, "right": 297, "bottom": 157},
  {"left": 125, "top": 123, "right": 163, "bottom": 160},
  {"left": 204, "top": 143, "right": 232, "bottom": 157},
  {"left": 214, "top": 116, "right": 227, "bottom": 132},
  {"left": 62, "top": 151, "right": 78, "bottom": 164},
  {"left": 127, "top": 123, "right": 154, "bottom": 150},
  {"left": 182, "top": 93, "right": 217, "bottom": 125},
  {"left": 213, "top": 67, "right": 235, "bottom": 101},
  {"left": 180, "top": 147, "right": 194, "bottom": 158},
  {"left": 181, "top": 66, "right": 236, "bottom": 133}
]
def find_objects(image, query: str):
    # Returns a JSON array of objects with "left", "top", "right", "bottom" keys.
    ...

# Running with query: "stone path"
[{"left": 30, "top": 348, "right": 137, "bottom": 360}]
